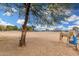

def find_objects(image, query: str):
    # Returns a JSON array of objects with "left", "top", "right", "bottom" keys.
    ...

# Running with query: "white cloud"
[
  {"left": 56, "top": 25, "right": 64, "bottom": 29},
  {"left": 12, "top": 8, "right": 17, "bottom": 12},
  {"left": 0, "top": 18, "right": 14, "bottom": 26},
  {"left": 65, "top": 10, "right": 72, "bottom": 15},
  {"left": 3, "top": 11, "right": 12, "bottom": 16},
  {"left": 3, "top": 8, "right": 17, "bottom": 16},
  {"left": 7, "top": 23, "right": 14, "bottom": 26},
  {"left": 65, "top": 15, "right": 79, "bottom": 22},
  {"left": 68, "top": 25, "right": 75, "bottom": 28},
  {"left": 66, "top": 24, "right": 79, "bottom": 30},
  {"left": 61, "top": 21, "right": 69, "bottom": 24},
  {"left": 17, "top": 19, "right": 32, "bottom": 26},
  {"left": 64, "top": 14, "right": 79, "bottom": 29},
  {"left": 74, "top": 20, "right": 79, "bottom": 25},
  {"left": 56, "top": 24, "right": 73, "bottom": 30},
  {"left": 17, "top": 19, "right": 25, "bottom": 25}
]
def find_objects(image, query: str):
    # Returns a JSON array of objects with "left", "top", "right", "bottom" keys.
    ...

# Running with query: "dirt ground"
[{"left": 0, "top": 31, "right": 79, "bottom": 56}]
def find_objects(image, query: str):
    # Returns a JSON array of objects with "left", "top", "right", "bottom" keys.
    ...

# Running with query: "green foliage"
[
  {"left": 16, "top": 27, "right": 21, "bottom": 31},
  {"left": 0, "top": 25, "right": 6, "bottom": 31},
  {"left": 48, "top": 3, "right": 73, "bottom": 24},
  {"left": 32, "top": 25, "right": 36, "bottom": 31},
  {"left": 19, "top": 26, "right": 33, "bottom": 31},
  {"left": 0, "top": 25, "right": 33, "bottom": 31},
  {"left": 27, "top": 26, "right": 33, "bottom": 31},
  {"left": 6, "top": 26, "right": 18, "bottom": 31}
]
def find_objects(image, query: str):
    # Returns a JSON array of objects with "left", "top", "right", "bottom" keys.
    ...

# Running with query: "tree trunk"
[{"left": 19, "top": 3, "right": 31, "bottom": 47}]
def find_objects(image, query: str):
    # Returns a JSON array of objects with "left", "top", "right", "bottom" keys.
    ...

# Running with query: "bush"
[
  {"left": 27, "top": 26, "right": 33, "bottom": 31},
  {"left": 6, "top": 26, "right": 18, "bottom": 31},
  {"left": 0, "top": 25, "right": 6, "bottom": 31},
  {"left": 19, "top": 26, "right": 33, "bottom": 31}
]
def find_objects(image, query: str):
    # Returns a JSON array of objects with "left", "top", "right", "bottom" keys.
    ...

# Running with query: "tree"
[
  {"left": 0, "top": 3, "right": 77, "bottom": 47},
  {"left": 31, "top": 25, "right": 36, "bottom": 31},
  {"left": 0, "top": 3, "right": 49, "bottom": 46},
  {"left": 0, "top": 25, "right": 6, "bottom": 31},
  {"left": 6, "top": 25, "right": 18, "bottom": 31},
  {"left": 48, "top": 4, "right": 73, "bottom": 25},
  {"left": 19, "top": 3, "right": 31, "bottom": 46},
  {"left": 19, "top": 3, "right": 72, "bottom": 46},
  {"left": 27, "top": 26, "right": 33, "bottom": 31},
  {"left": 13, "top": 26, "right": 18, "bottom": 30}
]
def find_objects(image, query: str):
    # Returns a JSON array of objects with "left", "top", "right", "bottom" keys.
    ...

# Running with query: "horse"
[
  {"left": 60, "top": 31, "right": 79, "bottom": 50},
  {"left": 60, "top": 31, "right": 73, "bottom": 41}
]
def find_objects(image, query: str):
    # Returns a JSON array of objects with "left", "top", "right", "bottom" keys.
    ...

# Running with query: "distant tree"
[
  {"left": 0, "top": 25, "right": 6, "bottom": 31},
  {"left": 6, "top": 25, "right": 18, "bottom": 31},
  {"left": 27, "top": 26, "right": 33, "bottom": 31},
  {"left": 18, "top": 26, "right": 33, "bottom": 31},
  {"left": 31, "top": 25, "right": 36, "bottom": 31},
  {"left": 18, "top": 27, "right": 22, "bottom": 31},
  {"left": 13, "top": 26, "right": 18, "bottom": 30}
]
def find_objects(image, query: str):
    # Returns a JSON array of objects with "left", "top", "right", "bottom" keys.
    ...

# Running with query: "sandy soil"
[{"left": 0, "top": 31, "right": 79, "bottom": 56}]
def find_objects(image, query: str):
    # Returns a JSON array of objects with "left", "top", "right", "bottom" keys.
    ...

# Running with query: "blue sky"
[
  {"left": 0, "top": 7, "right": 20, "bottom": 27},
  {"left": 0, "top": 4, "right": 34, "bottom": 28},
  {"left": 0, "top": 11, "right": 19, "bottom": 25},
  {"left": 0, "top": 4, "right": 79, "bottom": 30}
]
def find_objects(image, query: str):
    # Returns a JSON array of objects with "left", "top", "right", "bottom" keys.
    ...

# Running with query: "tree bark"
[{"left": 19, "top": 3, "right": 31, "bottom": 47}]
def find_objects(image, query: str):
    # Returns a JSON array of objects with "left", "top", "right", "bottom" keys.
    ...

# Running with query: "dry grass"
[{"left": 0, "top": 31, "right": 79, "bottom": 56}]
